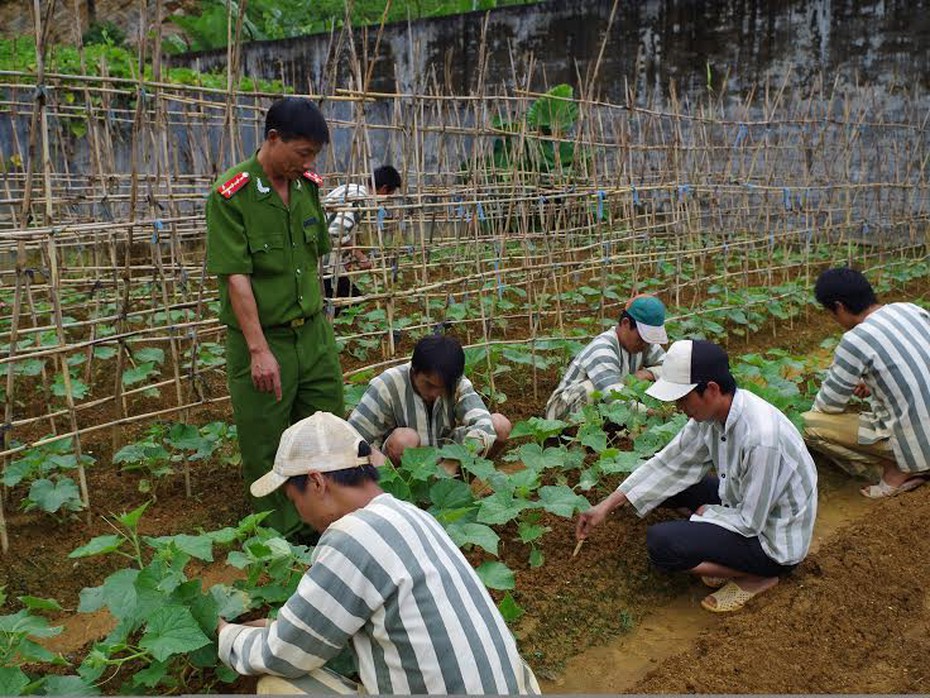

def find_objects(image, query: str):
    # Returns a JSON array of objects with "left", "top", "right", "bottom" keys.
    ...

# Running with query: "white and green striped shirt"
[
  {"left": 218, "top": 494, "right": 540, "bottom": 694},
  {"left": 349, "top": 363, "right": 496, "bottom": 454},
  {"left": 546, "top": 328, "right": 665, "bottom": 416},
  {"left": 813, "top": 302, "right": 930, "bottom": 474},
  {"left": 618, "top": 389, "right": 818, "bottom": 566}
]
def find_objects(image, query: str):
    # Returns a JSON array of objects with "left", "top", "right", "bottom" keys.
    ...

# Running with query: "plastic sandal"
[{"left": 700, "top": 581, "right": 760, "bottom": 613}]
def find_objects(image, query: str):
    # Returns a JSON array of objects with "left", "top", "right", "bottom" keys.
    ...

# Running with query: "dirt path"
[{"left": 539, "top": 464, "right": 872, "bottom": 692}]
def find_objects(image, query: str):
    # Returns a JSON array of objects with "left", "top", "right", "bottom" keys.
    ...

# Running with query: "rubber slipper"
[
  {"left": 700, "top": 581, "right": 760, "bottom": 613},
  {"left": 860, "top": 476, "right": 927, "bottom": 499},
  {"left": 701, "top": 576, "right": 728, "bottom": 588}
]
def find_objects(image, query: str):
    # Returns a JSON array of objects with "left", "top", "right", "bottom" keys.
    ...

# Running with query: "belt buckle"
[{"left": 289, "top": 317, "right": 306, "bottom": 329}]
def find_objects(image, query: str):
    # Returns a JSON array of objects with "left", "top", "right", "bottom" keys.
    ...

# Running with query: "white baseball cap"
[
  {"left": 646, "top": 339, "right": 732, "bottom": 402},
  {"left": 250, "top": 412, "right": 374, "bottom": 498}
]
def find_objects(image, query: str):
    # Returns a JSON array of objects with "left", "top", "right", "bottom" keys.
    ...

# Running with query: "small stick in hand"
[{"left": 572, "top": 538, "right": 585, "bottom": 558}]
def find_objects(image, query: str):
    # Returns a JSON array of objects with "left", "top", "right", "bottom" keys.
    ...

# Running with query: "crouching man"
[
  {"left": 217, "top": 412, "right": 540, "bottom": 694},
  {"left": 349, "top": 335, "right": 510, "bottom": 470},
  {"left": 576, "top": 340, "right": 818, "bottom": 612}
]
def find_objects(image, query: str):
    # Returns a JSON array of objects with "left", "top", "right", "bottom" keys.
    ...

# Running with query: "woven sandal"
[
  {"left": 860, "top": 476, "right": 927, "bottom": 499},
  {"left": 700, "top": 581, "right": 760, "bottom": 613},
  {"left": 701, "top": 576, "right": 728, "bottom": 589}
]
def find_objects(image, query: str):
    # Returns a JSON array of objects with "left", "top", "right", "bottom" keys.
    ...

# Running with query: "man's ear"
[{"left": 309, "top": 471, "right": 327, "bottom": 492}]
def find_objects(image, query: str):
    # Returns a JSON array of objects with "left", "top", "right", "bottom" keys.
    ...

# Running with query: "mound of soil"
[{"left": 633, "top": 485, "right": 930, "bottom": 694}]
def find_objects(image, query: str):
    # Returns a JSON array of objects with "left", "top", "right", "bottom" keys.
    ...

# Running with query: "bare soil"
[{"left": 2, "top": 278, "right": 929, "bottom": 693}]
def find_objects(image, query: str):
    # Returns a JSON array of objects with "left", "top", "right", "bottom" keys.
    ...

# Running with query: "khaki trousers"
[
  {"left": 802, "top": 410, "right": 894, "bottom": 479},
  {"left": 256, "top": 668, "right": 361, "bottom": 695}
]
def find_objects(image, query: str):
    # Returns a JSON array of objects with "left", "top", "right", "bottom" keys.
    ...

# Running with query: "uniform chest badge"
[
  {"left": 217, "top": 171, "right": 250, "bottom": 199},
  {"left": 256, "top": 177, "right": 270, "bottom": 194},
  {"left": 302, "top": 170, "right": 324, "bottom": 186}
]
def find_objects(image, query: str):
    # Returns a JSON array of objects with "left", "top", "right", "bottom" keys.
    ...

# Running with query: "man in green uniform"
[{"left": 206, "top": 97, "right": 344, "bottom": 537}]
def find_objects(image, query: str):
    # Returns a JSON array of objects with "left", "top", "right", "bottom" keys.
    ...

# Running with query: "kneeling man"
[{"left": 576, "top": 340, "right": 818, "bottom": 612}]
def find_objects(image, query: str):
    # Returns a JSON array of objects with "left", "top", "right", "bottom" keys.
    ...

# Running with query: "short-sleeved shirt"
[{"left": 206, "top": 154, "right": 331, "bottom": 329}]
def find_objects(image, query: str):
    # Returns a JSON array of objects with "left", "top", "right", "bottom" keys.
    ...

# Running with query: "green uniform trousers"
[{"left": 226, "top": 312, "right": 344, "bottom": 536}]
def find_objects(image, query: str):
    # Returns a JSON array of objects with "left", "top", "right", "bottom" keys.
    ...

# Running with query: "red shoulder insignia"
[
  {"left": 302, "top": 170, "right": 324, "bottom": 186},
  {"left": 217, "top": 171, "right": 250, "bottom": 199}
]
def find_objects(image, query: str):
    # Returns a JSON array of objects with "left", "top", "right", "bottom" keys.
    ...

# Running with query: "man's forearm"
[{"left": 227, "top": 274, "right": 268, "bottom": 353}]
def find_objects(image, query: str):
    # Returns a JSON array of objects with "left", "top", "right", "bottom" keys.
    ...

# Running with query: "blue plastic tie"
[
  {"left": 632, "top": 186, "right": 640, "bottom": 206},
  {"left": 377, "top": 206, "right": 387, "bottom": 231},
  {"left": 677, "top": 184, "right": 691, "bottom": 201},
  {"left": 783, "top": 187, "right": 791, "bottom": 211},
  {"left": 476, "top": 201, "right": 486, "bottom": 222},
  {"left": 596, "top": 190, "right": 605, "bottom": 221},
  {"left": 733, "top": 123, "right": 748, "bottom": 148}
]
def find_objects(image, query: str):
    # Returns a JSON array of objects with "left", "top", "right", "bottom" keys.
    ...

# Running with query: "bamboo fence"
[{"left": 0, "top": 1, "right": 928, "bottom": 551}]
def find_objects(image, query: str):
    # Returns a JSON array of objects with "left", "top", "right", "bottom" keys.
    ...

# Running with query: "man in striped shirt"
[
  {"left": 218, "top": 412, "right": 540, "bottom": 694},
  {"left": 576, "top": 340, "right": 818, "bottom": 613},
  {"left": 349, "top": 335, "right": 509, "bottom": 469},
  {"left": 545, "top": 295, "right": 668, "bottom": 421},
  {"left": 803, "top": 267, "right": 930, "bottom": 498}
]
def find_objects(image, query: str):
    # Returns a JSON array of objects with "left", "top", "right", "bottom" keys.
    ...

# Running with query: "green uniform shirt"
[{"left": 206, "top": 154, "right": 331, "bottom": 329}]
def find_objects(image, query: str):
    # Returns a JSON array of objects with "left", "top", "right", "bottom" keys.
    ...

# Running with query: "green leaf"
[
  {"left": 597, "top": 451, "right": 645, "bottom": 474},
  {"left": 429, "top": 479, "right": 475, "bottom": 510},
  {"left": 122, "top": 362, "right": 156, "bottom": 386},
  {"left": 134, "top": 347, "right": 165, "bottom": 365},
  {"left": 399, "top": 447, "right": 440, "bottom": 481},
  {"left": 0, "top": 667, "right": 29, "bottom": 696},
  {"left": 475, "top": 561, "right": 515, "bottom": 590},
  {"left": 477, "top": 491, "right": 531, "bottom": 526},
  {"left": 447, "top": 523, "right": 499, "bottom": 556},
  {"left": 529, "top": 547, "right": 544, "bottom": 568},
  {"left": 497, "top": 592, "right": 525, "bottom": 622},
  {"left": 116, "top": 501, "right": 150, "bottom": 530},
  {"left": 43, "top": 675, "right": 100, "bottom": 695},
  {"left": 517, "top": 521, "right": 549, "bottom": 544},
  {"left": 510, "top": 417, "right": 566, "bottom": 441},
  {"left": 27, "top": 478, "right": 82, "bottom": 513},
  {"left": 131, "top": 660, "right": 170, "bottom": 689},
  {"left": 2, "top": 459, "right": 33, "bottom": 487},
  {"left": 537, "top": 485, "right": 589, "bottom": 518},
  {"left": 139, "top": 605, "right": 211, "bottom": 662},
  {"left": 69, "top": 534, "right": 122, "bottom": 558},
  {"left": 52, "top": 374, "right": 89, "bottom": 399},
  {"left": 517, "top": 443, "right": 565, "bottom": 471},
  {"left": 165, "top": 423, "right": 203, "bottom": 451},
  {"left": 210, "top": 584, "right": 251, "bottom": 621},
  {"left": 578, "top": 423, "right": 608, "bottom": 453},
  {"left": 147, "top": 533, "right": 213, "bottom": 562},
  {"left": 93, "top": 346, "right": 117, "bottom": 360},
  {"left": 78, "top": 569, "right": 139, "bottom": 621},
  {"left": 18, "top": 596, "right": 63, "bottom": 612}
]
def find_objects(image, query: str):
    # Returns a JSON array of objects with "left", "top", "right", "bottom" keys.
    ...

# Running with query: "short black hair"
[
  {"left": 693, "top": 375, "right": 737, "bottom": 397},
  {"left": 814, "top": 267, "right": 878, "bottom": 315},
  {"left": 374, "top": 165, "right": 402, "bottom": 192},
  {"left": 411, "top": 335, "right": 465, "bottom": 396},
  {"left": 618, "top": 310, "right": 637, "bottom": 329},
  {"left": 286, "top": 441, "right": 378, "bottom": 492},
  {"left": 265, "top": 97, "right": 329, "bottom": 144}
]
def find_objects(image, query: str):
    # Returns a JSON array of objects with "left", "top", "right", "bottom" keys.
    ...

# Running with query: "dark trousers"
[
  {"left": 323, "top": 276, "right": 361, "bottom": 317},
  {"left": 646, "top": 476, "right": 796, "bottom": 578}
]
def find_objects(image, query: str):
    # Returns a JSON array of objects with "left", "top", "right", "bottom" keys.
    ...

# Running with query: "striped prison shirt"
[
  {"left": 813, "top": 302, "right": 930, "bottom": 474},
  {"left": 322, "top": 183, "right": 369, "bottom": 280},
  {"left": 218, "top": 493, "right": 541, "bottom": 694},
  {"left": 618, "top": 389, "right": 818, "bottom": 566},
  {"left": 545, "top": 328, "right": 666, "bottom": 420},
  {"left": 349, "top": 363, "right": 497, "bottom": 455}
]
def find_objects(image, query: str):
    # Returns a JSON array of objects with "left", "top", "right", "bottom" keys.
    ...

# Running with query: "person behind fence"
[
  {"left": 348, "top": 335, "right": 510, "bottom": 472},
  {"left": 321, "top": 165, "right": 402, "bottom": 310},
  {"left": 545, "top": 294, "right": 668, "bottom": 421},
  {"left": 575, "top": 339, "right": 818, "bottom": 613},
  {"left": 205, "top": 97, "right": 344, "bottom": 538},
  {"left": 802, "top": 267, "right": 930, "bottom": 498},
  {"left": 217, "top": 412, "right": 540, "bottom": 695}
]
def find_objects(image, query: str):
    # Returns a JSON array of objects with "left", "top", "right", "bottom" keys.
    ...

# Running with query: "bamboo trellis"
[{"left": 0, "top": 3, "right": 928, "bottom": 553}]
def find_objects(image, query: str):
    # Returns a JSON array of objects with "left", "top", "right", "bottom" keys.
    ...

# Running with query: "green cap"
[{"left": 625, "top": 295, "right": 668, "bottom": 344}]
